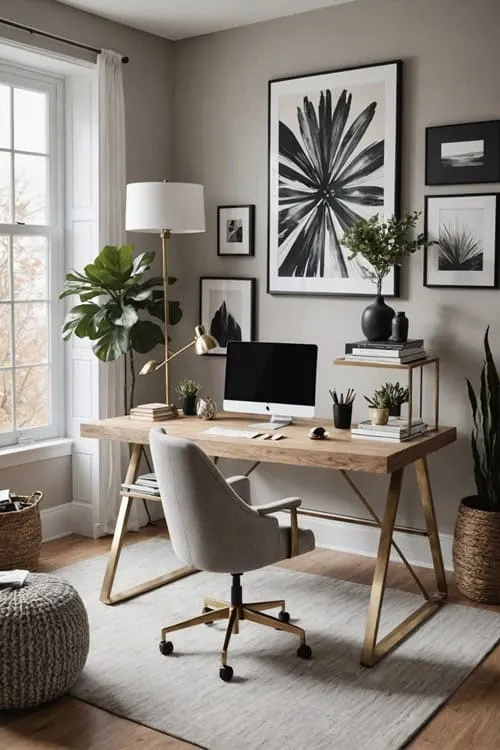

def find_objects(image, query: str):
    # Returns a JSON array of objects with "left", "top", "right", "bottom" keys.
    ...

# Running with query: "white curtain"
[{"left": 97, "top": 50, "right": 140, "bottom": 532}]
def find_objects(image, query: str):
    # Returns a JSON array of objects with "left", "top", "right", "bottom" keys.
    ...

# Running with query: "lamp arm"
[{"left": 154, "top": 339, "right": 195, "bottom": 371}]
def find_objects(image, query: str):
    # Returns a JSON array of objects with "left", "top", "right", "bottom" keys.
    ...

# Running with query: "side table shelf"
[{"left": 333, "top": 356, "right": 440, "bottom": 432}]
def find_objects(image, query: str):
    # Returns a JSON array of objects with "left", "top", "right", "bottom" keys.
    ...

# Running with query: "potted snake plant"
[{"left": 453, "top": 327, "right": 500, "bottom": 603}]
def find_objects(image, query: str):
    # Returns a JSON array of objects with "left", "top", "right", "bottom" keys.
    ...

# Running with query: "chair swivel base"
[{"left": 159, "top": 592, "right": 312, "bottom": 681}]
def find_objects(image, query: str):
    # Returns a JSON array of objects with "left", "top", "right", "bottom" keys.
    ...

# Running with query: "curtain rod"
[{"left": 0, "top": 18, "right": 129, "bottom": 63}]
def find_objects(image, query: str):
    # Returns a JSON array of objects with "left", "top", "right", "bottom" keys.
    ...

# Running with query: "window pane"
[
  {"left": 14, "top": 88, "right": 47, "bottom": 154},
  {"left": 0, "top": 304, "right": 11, "bottom": 367},
  {"left": 13, "top": 236, "right": 48, "bottom": 300},
  {"left": 14, "top": 153, "right": 47, "bottom": 224},
  {"left": 0, "top": 84, "right": 10, "bottom": 149},
  {"left": 0, "top": 151, "right": 12, "bottom": 223},
  {"left": 0, "top": 370, "right": 13, "bottom": 433},
  {"left": 0, "top": 236, "right": 10, "bottom": 301},
  {"left": 14, "top": 302, "right": 48, "bottom": 365},
  {"left": 15, "top": 366, "right": 49, "bottom": 429}
]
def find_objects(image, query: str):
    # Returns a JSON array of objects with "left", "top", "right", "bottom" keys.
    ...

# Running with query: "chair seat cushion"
[{"left": 278, "top": 526, "right": 315, "bottom": 559}]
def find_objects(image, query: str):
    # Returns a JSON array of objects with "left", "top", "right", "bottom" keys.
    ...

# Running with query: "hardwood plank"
[{"left": 1, "top": 528, "right": 499, "bottom": 749}]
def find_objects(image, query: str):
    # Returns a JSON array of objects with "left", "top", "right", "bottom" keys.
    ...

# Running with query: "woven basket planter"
[
  {"left": 453, "top": 495, "right": 500, "bottom": 604},
  {"left": 0, "top": 491, "right": 44, "bottom": 571}
]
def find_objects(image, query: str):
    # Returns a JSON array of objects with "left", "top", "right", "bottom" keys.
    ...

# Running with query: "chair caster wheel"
[
  {"left": 297, "top": 643, "right": 312, "bottom": 660},
  {"left": 219, "top": 665, "right": 234, "bottom": 682},
  {"left": 202, "top": 606, "right": 214, "bottom": 625},
  {"left": 159, "top": 640, "right": 174, "bottom": 656},
  {"left": 278, "top": 610, "right": 290, "bottom": 623}
]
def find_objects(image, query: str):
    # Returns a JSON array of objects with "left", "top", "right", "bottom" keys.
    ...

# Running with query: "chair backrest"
[{"left": 149, "top": 428, "right": 281, "bottom": 573}]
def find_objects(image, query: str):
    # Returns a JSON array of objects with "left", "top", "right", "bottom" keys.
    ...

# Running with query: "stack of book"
[
  {"left": 129, "top": 403, "right": 172, "bottom": 421},
  {"left": 352, "top": 417, "right": 428, "bottom": 442},
  {"left": 344, "top": 339, "right": 427, "bottom": 364},
  {"left": 121, "top": 472, "right": 160, "bottom": 497}
]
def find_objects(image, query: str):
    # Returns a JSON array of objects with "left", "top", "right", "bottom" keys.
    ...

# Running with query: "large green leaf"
[
  {"left": 95, "top": 244, "right": 134, "bottom": 277},
  {"left": 130, "top": 320, "right": 164, "bottom": 353},
  {"left": 91, "top": 322, "right": 130, "bottom": 361},
  {"left": 112, "top": 305, "right": 139, "bottom": 329},
  {"left": 61, "top": 303, "right": 100, "bottom": 340}
]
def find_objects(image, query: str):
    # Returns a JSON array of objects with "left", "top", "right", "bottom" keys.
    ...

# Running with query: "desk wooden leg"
[
  {"left": 361, "top": 463, "right": 447, "bottom": 667},
  {"left": 100, "top": 443, "right": 197, "bottom": 606}
]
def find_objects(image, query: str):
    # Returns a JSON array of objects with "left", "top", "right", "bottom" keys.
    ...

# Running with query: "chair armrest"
[
  {"left": 255, "top": 497, "right": 302, "bottom": 516},
  {"left": 226, "top": 475, "right": 251, "bottom": 505}
]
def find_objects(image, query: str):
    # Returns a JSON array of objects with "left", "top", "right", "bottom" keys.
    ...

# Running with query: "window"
[{"left": 0, "top": 64, "right": 64, "bottom": 447}]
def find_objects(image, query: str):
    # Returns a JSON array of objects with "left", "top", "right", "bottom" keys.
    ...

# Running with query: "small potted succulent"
[
  {"left": 376, "top": 382, "right": 409, "bottom": 417},
  {"left": 364, "top": 390, "right": 390, "bottom": 426},
  {"left": 175, "top": 378, "right": 201, "bottom": 416}
]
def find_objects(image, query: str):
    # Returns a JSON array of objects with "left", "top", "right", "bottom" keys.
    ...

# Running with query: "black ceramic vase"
[
  {"left": 361, "top": 295, "right": 395, "bottom": 342},
  {"left": 181, "top": 396, "right": 197, "bottom": 416}
]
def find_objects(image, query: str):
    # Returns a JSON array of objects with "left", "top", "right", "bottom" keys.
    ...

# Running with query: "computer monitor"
[{"left": 223, "top": 342, "right": 318, "bottom": 427}]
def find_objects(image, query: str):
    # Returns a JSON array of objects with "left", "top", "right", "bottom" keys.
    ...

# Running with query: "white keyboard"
[{"left": 203, "top": 427, "right": 261, "bottom": 439}]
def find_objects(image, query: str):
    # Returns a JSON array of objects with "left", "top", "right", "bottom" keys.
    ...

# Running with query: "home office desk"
[{"left": 80, "top": 413, "right": 456, "bottom": 667}]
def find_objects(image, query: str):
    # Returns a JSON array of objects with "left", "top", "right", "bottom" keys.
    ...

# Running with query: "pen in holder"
[{"left": 329, "top": 388, "right": 355, "bottom": 430}]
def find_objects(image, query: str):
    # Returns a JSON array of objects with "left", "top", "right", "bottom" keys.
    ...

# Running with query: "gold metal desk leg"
[{"left": 100, "top": 442, "right": 197, "bottom": 605}]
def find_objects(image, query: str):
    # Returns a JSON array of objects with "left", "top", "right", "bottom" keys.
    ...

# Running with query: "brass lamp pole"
[{"left": 161, "top": 229, "right": 172, "bottom": 408}]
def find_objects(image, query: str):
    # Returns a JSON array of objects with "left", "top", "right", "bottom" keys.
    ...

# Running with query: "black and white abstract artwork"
[
  {"left": 217, "top": 205, "right": 255, "bottom": 256},
  {"left": 268, "top": 61, "right": 401, "bottom": 296},
  {"left": 424, "top": 194, "right": 499, "bottom": 288},
  {"left": 199, "top": 277, "right": 256, "bottom": 355},
  {"left": 426, "top": 121, "right": 500, "bottom": 185}
]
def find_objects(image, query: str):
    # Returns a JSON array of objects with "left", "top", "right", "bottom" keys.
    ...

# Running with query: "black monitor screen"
[{"left": 224, "top": 342, "right": 317, "bottom": 406}]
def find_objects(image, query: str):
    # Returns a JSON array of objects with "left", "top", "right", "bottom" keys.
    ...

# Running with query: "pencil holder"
[{"left": 333, "top": 403, "right": 353, "bottom": 430}]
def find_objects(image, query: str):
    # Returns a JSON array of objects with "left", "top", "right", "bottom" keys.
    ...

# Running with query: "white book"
[
  {"left": 345, "top": 351, "right": 427, "bottom": 364},
  {"left": 352, "top": 425, "right": 427, "bottom": 441},
  {"left": 350, "top": 347, "right": 424, "bottom": 358},
  {"left": 357, "top": 418, "right": 425, "bottom": 434},
  {"left": 0, "top": 569, "right": 29, "bottom": 588}
]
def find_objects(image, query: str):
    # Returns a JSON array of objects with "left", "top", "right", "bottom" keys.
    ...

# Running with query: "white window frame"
[{"left": 0, "top": 62, "right": 65, "bottom": 447}]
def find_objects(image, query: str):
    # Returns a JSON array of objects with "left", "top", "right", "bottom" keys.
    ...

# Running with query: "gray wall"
[
  {"left": 171, "top": 0, "right": 500, "bottom": 535},
  {"left": 1, "top": 0, "right": 175, "bottom": 507}
]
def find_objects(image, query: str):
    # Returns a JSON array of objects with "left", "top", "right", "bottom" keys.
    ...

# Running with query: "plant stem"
[
  {"left": 376, "top": 277, "right": 383, "bottom": 296},
  {"left": 123, "top": 354, "right": 128, "bottom": 415},
  {"left": 129, "top": 350, "right": 136, "bottom": 412}
]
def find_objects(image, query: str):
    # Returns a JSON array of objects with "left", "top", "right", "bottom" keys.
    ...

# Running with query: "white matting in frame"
[
  {"left": 424, "top": 194, "right": 498, "bottom": 288},
  {"left": 199, "top": 277, "right": 256, "bottom": 355},
  {"left": 268, "top": 60, "right": 401, "bottom": 297},
  {"left": 218, "top": 205, "right": 255, "bottom": 256}
]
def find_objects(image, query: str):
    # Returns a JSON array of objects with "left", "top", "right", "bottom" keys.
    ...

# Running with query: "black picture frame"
[
  {"left": 426, "top": 121, "right": 500, "bottom": 185},
  {"left": 267, "top": 59, "right": 402, "bottom": 298},
  {"left": 217, "top": 205, "right": 255, "bottom": 256},
  {"left": 424, "top": 193, "right": 499, "bottom": 289},
  {"left": 199, "top": 277, "right": 256, "bottom": 355}
]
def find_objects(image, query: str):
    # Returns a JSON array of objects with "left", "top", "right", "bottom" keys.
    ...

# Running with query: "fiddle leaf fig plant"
[{"left": 60, "top": 244, "right": 182, "bottom": 411}]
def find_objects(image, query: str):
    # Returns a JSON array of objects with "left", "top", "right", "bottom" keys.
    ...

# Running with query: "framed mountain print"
[
  {"left": 268, "top": 60, "right": 402, "bottom": 297},
  {"left": 199, "top": 277, "right": 256, "bottom": 355},
  {"left": 424, "top": 194, "right": 499, "bottom": 288},
  {"left": 426, "top": 121, "right": 500, "bottom": 186}
]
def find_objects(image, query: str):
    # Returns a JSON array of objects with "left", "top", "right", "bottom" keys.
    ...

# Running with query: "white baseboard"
[
  {"left": 276, "top": 511, "right": 453, "bottom": 571},
  {"left": 40, "top": 503, "right": 73, "bottom": 541},
  {"left": 70, "top": 501, "right": 95, "bottom": 538}
]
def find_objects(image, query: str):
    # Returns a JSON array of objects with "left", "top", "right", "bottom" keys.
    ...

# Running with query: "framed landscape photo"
[
  {"left": 426, "top": 121, "right": 500, "bottom": 185},
  {"left": 217, "top": 205, "right": 255, "bottom": 256},
  {"left": 424, "top": 194, "right": 499, "bottom": 288},
  {"left": 268, "top": 60, "right": 402, "bottom": 297},
  {"left": 199, "top": 277, "right": 256, "bottom": 355}
]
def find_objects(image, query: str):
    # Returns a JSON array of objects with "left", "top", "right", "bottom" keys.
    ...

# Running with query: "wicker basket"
[
  {"left": 453, "top": 495, "right": 500, "bottom": 604},
  {"left": 0, "top": 491, "right": 44, "bottom": 571}
]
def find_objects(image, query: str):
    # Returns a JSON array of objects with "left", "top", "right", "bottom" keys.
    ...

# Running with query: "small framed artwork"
[
  {"left": 268, "top": 60, "right": 402, "bottom": 297},
  {"left": 199, "top": 277, "right": 256, "bottom": 355},
  {"left": 426, "top": 121, "right": 500, "bottom": 185},
  {"left": 424, "top": 194, "right": 499, "bottom": 288},
  {"left": 217, "top": 205, "right": 255, "bottom": 256}
]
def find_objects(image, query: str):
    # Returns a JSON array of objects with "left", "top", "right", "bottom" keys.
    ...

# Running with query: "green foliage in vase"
[
  {"left": 341, "top": 211, "right": 428, "bottom": 295},
  {"left": 175, "top": 378, "right": 201, "bottom": 398},
  {"left": 466, "top": 327, "right": 500, "bottom": 511}
]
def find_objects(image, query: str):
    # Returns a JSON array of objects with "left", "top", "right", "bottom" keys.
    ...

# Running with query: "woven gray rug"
[{"left": 58, "top": 538, "right": 500, "bottom": 750}]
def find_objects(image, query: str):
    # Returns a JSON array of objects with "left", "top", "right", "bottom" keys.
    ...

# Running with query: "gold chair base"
[{"left": 160, "top": 596, "right": 308, "bottom": 670}]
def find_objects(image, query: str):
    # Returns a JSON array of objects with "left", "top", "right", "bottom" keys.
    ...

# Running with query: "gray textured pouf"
[{"left": 0, "top": 573, "right": 89, "bottom": 709}]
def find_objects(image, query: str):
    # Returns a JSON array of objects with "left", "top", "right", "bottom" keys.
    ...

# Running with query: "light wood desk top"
[{"left": 80, "top": 413, "right": 456, "bottom": 475}]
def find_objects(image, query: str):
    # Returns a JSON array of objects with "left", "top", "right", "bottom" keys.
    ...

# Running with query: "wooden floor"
[{"left": 2, "top": 524, "right": 500, "bottom": 749}]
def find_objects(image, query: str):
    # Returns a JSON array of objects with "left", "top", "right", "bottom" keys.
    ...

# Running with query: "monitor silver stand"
[{"left": 248, "top": 416, "right": 293, "bottom": 431}]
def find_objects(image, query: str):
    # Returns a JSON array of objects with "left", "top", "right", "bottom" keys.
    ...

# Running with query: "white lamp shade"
[{"left": 125, "top": 181, "right": 205, "bottom": 234}]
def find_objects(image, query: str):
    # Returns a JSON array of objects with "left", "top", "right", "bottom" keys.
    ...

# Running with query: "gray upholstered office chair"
[{"left": 150, "top": 427, "right": 315, "bottom": 681}]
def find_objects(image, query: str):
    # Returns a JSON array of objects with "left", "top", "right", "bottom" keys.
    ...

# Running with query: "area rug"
[{"left": 58, "top": 538, "right": 500, "bottom": 750}]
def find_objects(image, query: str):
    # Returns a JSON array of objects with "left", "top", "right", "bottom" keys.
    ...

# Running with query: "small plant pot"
[
  {"left": 453, "top": 495, "right": 500, "bottom": 603},
  {"left": 388, "top": 404, "right": 401, "bottom": 417},
  {"left": 369, "top": 407, "right": 389, "bottom": 426},
  {"left": 181, "top": 395, "right": 197, "bottom": 416},
  {"left": 333, "top": 403, "right": 352, "bottom": 430}
]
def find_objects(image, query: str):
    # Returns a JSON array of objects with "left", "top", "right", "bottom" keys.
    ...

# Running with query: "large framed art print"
[{"left": 268, "top": 60, "right": 402, "bottom": 297}]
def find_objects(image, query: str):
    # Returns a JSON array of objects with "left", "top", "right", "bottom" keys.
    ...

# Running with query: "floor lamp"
[{"left": 125, "top": 181, "right": 214, "bottom": 418}]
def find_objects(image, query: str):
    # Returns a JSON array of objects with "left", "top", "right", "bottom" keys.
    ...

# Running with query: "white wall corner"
[{"left": 276, "top": 512, "right": 454, "bottom": 572}]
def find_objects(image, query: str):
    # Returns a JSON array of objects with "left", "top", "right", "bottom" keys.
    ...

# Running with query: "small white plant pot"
[{"left": 369, "top": 407, "right": 389, "bottom": 426}]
